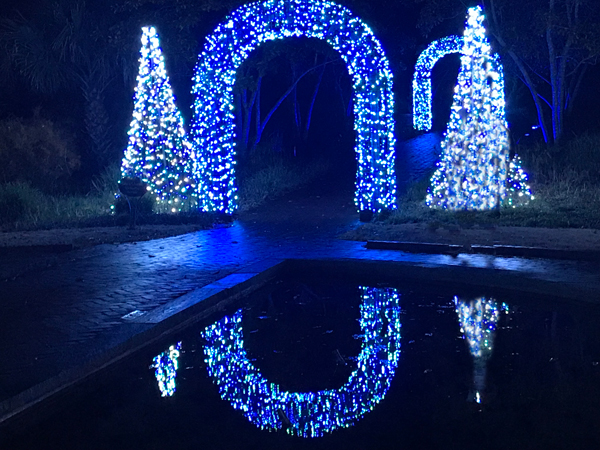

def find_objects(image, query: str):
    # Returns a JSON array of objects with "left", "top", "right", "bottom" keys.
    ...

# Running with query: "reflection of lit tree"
[
  {"left": 202, "top": 287, "right": 401, "bottom": 438},
  {"left": 455, "top": 297, "right": 507, "bottom": 403},
  {"left": 151, "top": 342, "right": 182, "bottom": 397}
]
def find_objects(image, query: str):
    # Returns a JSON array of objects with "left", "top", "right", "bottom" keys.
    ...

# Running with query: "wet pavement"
[{"left": 1, "top": 179, "right": 600, "bottom": 423}]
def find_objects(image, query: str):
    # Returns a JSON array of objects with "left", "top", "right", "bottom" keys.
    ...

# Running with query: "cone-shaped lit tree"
[
  {"left": 121, "top": 26, "right": 196, "bottom": 213},
  {"left": 426, "top": 6, "right": 509, "bottom": 210},
  {"left": 505, "top": 155, "right": 534, "bottom": 208}
]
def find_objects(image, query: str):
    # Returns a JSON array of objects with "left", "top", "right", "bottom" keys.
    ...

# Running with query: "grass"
[
  {"left": 0, "top": 165, "right": 221, "bottom": 231},
  {"left": 0, "top": 146, "right": 329, "bottom": 231},
  {"left": 237, "top": 148, "right": 330, "bottom": 212},
  {"left": 381, "top": 133, "right": 600, "bottom": 230}
]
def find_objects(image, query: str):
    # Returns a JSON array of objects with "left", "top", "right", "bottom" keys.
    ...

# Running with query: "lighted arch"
[
  {"left": 413, "top": 36, "right": 506, "bottom": 132},
  {"left": 412, "top": 35, "right": 463, "bottom": 131},
  {"left": 202, "top": 287, "right": 401, "bottom": 438},
  {"left": 190, "top": 0, "right": 397, "bottom": 215}
]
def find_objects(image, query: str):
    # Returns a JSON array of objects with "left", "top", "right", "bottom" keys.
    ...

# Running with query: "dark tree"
[{"left": 414, "top": 0, "right": 600, "bottom": 144}]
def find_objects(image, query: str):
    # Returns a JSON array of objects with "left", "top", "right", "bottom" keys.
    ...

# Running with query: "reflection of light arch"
[
  {"left": 202, "top": 287, "right": 401, "bottom": 438},
  {"left": 412, "top": 36, "right": 506, "bottom": 131},
  {"left": 190, "top": 0, "right": 397, "bottom": 215}
]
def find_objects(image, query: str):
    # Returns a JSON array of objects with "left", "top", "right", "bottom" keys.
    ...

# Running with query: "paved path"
[{"left": 1, "top": 181, "right": 599, "bottom": 418}]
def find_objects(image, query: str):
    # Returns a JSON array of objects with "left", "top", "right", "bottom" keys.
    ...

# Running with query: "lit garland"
[
  {"left": 413, "top": 35, "right": 464, "bottom": 131},
  {"left": 504, "top": 154, "right": 534, "bottom": 207},
  {"left": 121, "top": 26, "right": 196, "bottom": 213},
  {"left": 151, "top": 341, "right": 182, "bottom": 397},
  {"left": 201, "top": 287, "right": 401, "bottom": 438},
  {"left": 426, "top": 6, "right": 509, "bottom": 210},
  {"left": 454, "top": 297, "right": 508, "bottom": 403},
  {"left": 190, "top": 0, "right": 397, "bottom": 214}
]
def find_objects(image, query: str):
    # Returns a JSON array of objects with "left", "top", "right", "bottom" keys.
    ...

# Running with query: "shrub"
[
  {"left": 0, "top": 182, "right": 45, "bottom": 225},
  {"left": 237, "top": 148, "right": 330, "bottom": 212},
  {"left": 0, "top": 116, "right": 80, "bottom": 192},
  {"left": 382, "top": 133, "right": 600, "bottom": 229}
]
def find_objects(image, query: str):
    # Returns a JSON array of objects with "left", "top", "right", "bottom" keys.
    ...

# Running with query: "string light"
[
  {"left": 426, "top": 6, "right": 510, "bottom": 210},
  {"left": 454, "top": 297, "right": 509, "bottom": 403},
  {"left": 121, "top": 26, "right": 196, "bottom": 213},
  {"left": 190, "top": 0, "right": 397, "bottom": 214},
  {"left": 201, "top": 287, "right": 402, "bottom": 438},
  {"left": 505, "top": 154, "right": 534, "bottom": 207},
  {"left": 413, "top": 35, "right": 463, "bottom": 131},
  {"left": 151, "top": 341, "right": 182, "bottom": 397},
  {"left": 412, "top": 36, "right": 507, "bottom": 133}
]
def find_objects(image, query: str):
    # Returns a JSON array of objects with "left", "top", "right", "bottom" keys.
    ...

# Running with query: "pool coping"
[
  {"left": 2, "top": 255, "right": 599, "bottom": 428},
  {"left": 366, "top": 240, "right": 600, "bottom": 261},
  {"left": 0, "top": 258, "right": 284, "bottom": 428}
]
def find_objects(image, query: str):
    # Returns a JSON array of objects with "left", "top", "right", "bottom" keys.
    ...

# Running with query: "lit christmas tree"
[
  {"left": 121, "top": 26, "right": 196, "bottom": 213},
  {"left": 426, "top": 6, "right": 509, "bottom": 210},
  {"left": 504, "top": 154, "right": 534, "bottom": 207}
]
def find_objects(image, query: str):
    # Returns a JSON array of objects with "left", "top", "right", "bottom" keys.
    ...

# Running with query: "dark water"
[{"left": 3, "top": 275, "right": 600, "bottom": 450}]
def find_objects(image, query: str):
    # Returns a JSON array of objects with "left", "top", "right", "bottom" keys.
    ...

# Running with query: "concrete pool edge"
[
  {"left": 0, "top": 258, "right": 285, "bottom": 427},
  {"left": 366, "top": 240, "right": 600, "bottom": 261},
  {"left": 2, "top": 256, "right": 599, "bottom": 428}
]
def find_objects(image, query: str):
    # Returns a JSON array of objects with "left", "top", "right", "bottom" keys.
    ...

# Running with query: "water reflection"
[
  {"left": 151, "top": 342, "right": 182, "bottom": 397},
  {"left": 202, "top": 287, "right": 402, "bottom": 438},
  {"left": 454, "top": 297, "right": 508, "bottom": 403}
]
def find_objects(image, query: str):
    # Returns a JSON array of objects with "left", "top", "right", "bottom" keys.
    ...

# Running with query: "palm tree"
[{"left": 1, "top": 0, "right": 118, "bottom": 168}]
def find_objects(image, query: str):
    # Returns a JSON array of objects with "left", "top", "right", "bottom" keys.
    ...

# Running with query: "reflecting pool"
[{"left": 3, "top": 273, "right": 600, "bottom": 450}]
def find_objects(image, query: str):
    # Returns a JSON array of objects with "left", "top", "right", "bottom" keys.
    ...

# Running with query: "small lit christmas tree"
[
  {"left": 504, "top": 154, "right": 534, "bottom": 207},
  {"left": 121, "top": 26, "right": 196, "bottom": 213},
  {"left": 426, "top": 6, "right": 509, "bottom": 210}
]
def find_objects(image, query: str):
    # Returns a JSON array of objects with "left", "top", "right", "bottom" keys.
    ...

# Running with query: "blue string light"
[
  {"left": 413, "top": 35, "right": 464, "bottom": 131},
  {"left": 151, "top": 341, "right": 182, "bottom": 397},
  {"left": 190, "top": 0, "right": 397, "bottom": 214},
  {"left": 426, "top": 6, "right": 511, "bottom": 210},
  {"left": 412, "top": 36, "right": 506, "bottom": 133},
  {"left": 121, "top": 27, "right": 196, "bottom": 213},
  {"left": 201, "top": 287, "right": 402, "bottom": 438}
]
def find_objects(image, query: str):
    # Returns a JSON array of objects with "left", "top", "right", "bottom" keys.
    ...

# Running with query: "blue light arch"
[
  {"left": 413, "top": 36, "right": 506, "bottom": 132},
  {"left": 190, "top": 0, "right": 397, "bottom": 215},
  {"left": 412, "top": 35, "right": 463, "bottom": 131}
]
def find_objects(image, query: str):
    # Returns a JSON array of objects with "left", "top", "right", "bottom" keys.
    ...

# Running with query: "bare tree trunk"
[
  {"left": 254, "top": 77, "right": 261, "bottom": 147},
  {"left": 546, "top": 0, "right": 560, "bottom": 142},
  {"left": 240, "top": 86, "right": 258, "bottom": 153},
  {"left": 79, "top": 63, "right": 113, "bottom": 168},
  {"left": 487, "top": 0, "right": 551, "bottom": 143},
  {"left": 252, "top": 61, "right": 332, "bottom": 149},
  {"left": 303, "top": 59, "right": 327, "bottom": 142}
]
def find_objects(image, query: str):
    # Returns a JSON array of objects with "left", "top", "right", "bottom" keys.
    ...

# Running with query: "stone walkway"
[{"left": 1, "top": 182, "right": 600, "bottom": 423}]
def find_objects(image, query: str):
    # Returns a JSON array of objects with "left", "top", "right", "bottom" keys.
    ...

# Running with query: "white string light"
[
  {"left": 121, "top": 27, "right": 196, "bottom": 213},
  {"left": 426, "top": 7, "right": 510, "bottom": 210}
]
